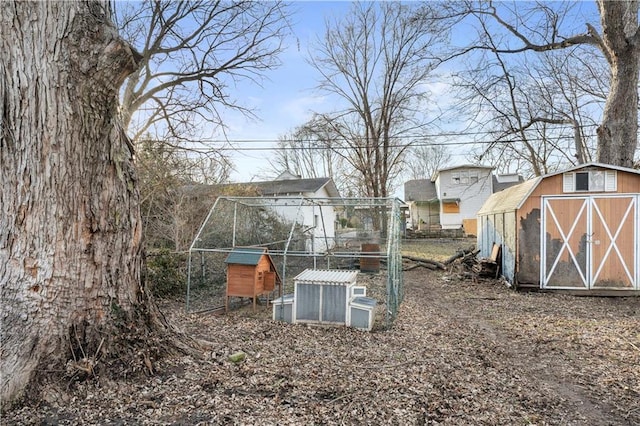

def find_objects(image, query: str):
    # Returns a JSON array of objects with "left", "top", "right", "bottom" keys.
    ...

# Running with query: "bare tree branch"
[
  {"left": 305, "top": 2, "right": 448, "bottom": 197},
  {"left": 115, "top": 0, "right": 291, "bottom": 147}
]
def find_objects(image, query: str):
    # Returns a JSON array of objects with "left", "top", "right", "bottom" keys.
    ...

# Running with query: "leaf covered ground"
[{"left": 4, "top": 241, "right": 640, "bottom": 425}]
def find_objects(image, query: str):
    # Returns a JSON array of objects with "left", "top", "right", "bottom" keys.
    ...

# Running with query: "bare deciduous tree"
[
  {"left": 455, "top": 26, "right": 595, "bottom": 176},
  {"left": 461, "top": 0, "right": 639, "bottom": 168},
  {"left": 307, "top": 2, "right": 448, "bottom": 197},
  {"left": 1, "top": 1, "right": 190, "bottom": 407},
  {"left": 137, "top": 140, "right": 232, "bottom": 251},
  {"left": 405, "top": 144, "right": 452, "bottom": 181},
  {"left": 269, "top": 115, "right": 349, "bottom": 194}
]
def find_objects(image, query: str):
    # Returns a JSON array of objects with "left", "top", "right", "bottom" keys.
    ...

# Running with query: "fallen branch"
[
  {"left": 403, "top": 261, "right": 439, "bottom": 271},
  {"left": 617, "top": 332, "right": 640, "bottom": 352},
  {"left": 444, "top": 247, "right": 479, "bottom": 265},
  {"left": 401, "top": 255, "right": 445, "bottom": 270}
]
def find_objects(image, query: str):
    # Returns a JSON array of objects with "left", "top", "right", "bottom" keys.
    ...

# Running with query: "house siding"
[
  {"left": 268, "top": 187, "right": 336, "bottom": 253},
  {"left": 436, "top": 167, "right": 493, "bottom": 229}
]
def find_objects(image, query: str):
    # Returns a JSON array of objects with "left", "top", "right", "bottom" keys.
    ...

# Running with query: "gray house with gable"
[{"left": 404, "top": 165, "right": 523, "bottom": 235}]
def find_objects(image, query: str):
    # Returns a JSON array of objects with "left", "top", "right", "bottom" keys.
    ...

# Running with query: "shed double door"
[{"left": 541, "top": 195, "right": 639, "bottom": 289}]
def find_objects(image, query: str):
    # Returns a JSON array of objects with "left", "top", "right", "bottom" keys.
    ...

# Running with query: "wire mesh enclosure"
[{"left": 186, "top": 196, "right": 404, "bottom": 329}]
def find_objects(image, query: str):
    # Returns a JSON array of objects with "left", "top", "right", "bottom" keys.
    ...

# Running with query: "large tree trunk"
[
  {"left": 0, "top": 1, "right": 162, "bottom": 407},
  {"left": 596, "top": 0, "right": 639, "bottom": 167}
]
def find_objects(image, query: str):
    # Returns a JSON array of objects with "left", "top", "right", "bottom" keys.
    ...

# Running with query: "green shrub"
[{"left": 146, "top": 249, "right": 187, "bottom": 298}]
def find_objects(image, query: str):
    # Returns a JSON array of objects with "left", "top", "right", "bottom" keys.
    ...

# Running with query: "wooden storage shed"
[
  {"left": 477, "top": 163, "right": 640, "bottom": 294},
  {"left": 224, "top": 247, "right": 281, "bottom": 311}
]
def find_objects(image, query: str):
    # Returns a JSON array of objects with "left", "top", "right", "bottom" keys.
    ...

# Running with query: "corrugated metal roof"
[
  {"left": 294, "top": 269, "right": 358, "bottom": 285},
  {"left": 224, "top": 247, "right": 267, "bottom": 265},
  {"left": 477, "top": 177, "right": 541, "bottom": 216},
  {"left": 272, "top": 294, "right": 294, "bottom": 304}
]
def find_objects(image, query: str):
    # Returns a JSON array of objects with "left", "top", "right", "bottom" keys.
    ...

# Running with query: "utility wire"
[{"left": 160, "top": 133, "right": 592, "bottom": 152}]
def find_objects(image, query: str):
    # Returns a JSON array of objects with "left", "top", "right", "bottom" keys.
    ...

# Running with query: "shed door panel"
[
  {"left": 590, "top": 196, "right": 637, "bottom": 289},
  {"left": 542, "top": 197, "right": 588, "bottom": 288},
  {"left": 542, "top": 195, "right": 638, "bottom": 289}
]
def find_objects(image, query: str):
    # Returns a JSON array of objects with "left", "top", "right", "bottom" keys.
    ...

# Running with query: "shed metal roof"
[
  {"left": 350, "top": 296, "right": 377, "bottom": 308},
  {"left": 543, "top": 162, "right": 640, "bottom": 178},
  {"left": 224, "top": 247, "right": 268, "bottom": 265},
  {"left": 294, "top": 269, "right": 358, "bottom": 285},
  {"left": 477, "top": 177, "right": 541, "bottom": 216}
]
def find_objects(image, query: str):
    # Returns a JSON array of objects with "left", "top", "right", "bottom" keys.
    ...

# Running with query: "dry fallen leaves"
[{"left": 4, "top": 268, "right": 639, "bottom": 425}]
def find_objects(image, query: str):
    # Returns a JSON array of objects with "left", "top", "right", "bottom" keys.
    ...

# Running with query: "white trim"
[
  {"left": 541, "top": 197, "right": 589, "bottom": 289},
  {"left": 605, "top": 170, "right": 617, "bottom": 192},
  {"left": 563, "top": 173, "right": 575, "bottom": 193},
  {"left": 562, "top": 170, "right": 618, "bottom": 194}
]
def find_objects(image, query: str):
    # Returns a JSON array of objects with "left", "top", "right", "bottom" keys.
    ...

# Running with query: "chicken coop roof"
[
  {"left": 293, "top": 269, "right": 359, "bottom": 285},
  {"left": 224, "top": 247, "right": 268, "bottom": 265}
]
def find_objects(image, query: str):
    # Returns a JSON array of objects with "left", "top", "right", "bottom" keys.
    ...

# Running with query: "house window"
[
  {"left": 563, "top": 170, "right": 617, "bottom": 193},
  {"left": 452, "top": 172, "right": 461, "bottom": 185},
  {"left": 451, "top": 170, "right": 477, "bottom": 185}
]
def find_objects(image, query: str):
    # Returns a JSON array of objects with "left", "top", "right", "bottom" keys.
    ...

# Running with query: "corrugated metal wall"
[{"left": 478, "top": 211, "right": 517, "bottom": 285}]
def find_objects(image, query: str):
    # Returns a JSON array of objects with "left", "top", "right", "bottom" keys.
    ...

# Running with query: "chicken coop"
[
  {"left": 272, "top": 268, "right": 377, "bottom": 331},
  {"left": 224, "top": 247, "right": 281, "bottom": 311},
  {"left": 293, "top": 269, "right": 358, "bottom": 326},
  {"left": 186, "top": 196, "right": 404, "bottom": 328}
]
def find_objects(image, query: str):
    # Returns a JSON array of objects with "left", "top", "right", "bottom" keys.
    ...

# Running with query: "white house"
[
  {"left": 432, "top": 165, "right": 495, "bottom": 230},
  {"left": 242, "top": 172, "right": 341, "bottom": 252},
  {"left": 404, "top": 165, "right": 524, "bottom": 234}
]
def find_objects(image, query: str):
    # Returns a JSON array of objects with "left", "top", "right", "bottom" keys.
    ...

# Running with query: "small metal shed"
[
  {"left": 477, "top": 163, "right": 640, "bottom": 294},
  {"left": 272, "top": 293, "right": 294, "bottom": 323},
  {"left": 349, "top": 296, "right": 377, "bottom": 331},
  {"left": 293, "top": 269, "right": 358, "bottom": 325},
  {"left": 224, "top": 247, "right": 281, "bottom": 311}
]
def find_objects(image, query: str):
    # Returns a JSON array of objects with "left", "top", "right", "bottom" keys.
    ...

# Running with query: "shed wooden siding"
[
  {"left": 590, "top": 196, "right": 637, "bottom": 288},
  {"left": 516, "top": 171, "right": 640, "bottom": 289},
  {"left": 478, "top": 164, "right": 640, "bottom": 292},
  {"left": 515, "top": 178, "right": 550, "bottom": 285}
]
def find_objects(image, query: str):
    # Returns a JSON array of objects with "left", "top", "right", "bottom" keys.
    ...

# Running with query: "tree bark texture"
[
  {"left": 1, "top": 1, "right": 146, "bottom": 406},
  {"left": 596, "top": 0, "right": 639, "bottom": 167}
]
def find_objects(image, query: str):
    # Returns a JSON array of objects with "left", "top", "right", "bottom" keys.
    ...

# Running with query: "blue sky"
[
  {"left": 221, "top": 1, "right": 603, "bottom": 185},
  {"left": 223, "top": 1, "right": 356, "bottom": 182}
]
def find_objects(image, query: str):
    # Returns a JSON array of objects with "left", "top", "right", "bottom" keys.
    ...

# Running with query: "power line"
[
  {"left": 143, "top": 123, "right": 598, "bottom": 151},
  {"left": 160, "top": 133, "right": 592, "bottom": 152}
]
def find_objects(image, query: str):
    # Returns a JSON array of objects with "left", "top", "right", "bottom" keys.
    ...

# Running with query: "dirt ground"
[{"left": 4, "top": 259, "right": 640, "bottom": 425}]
